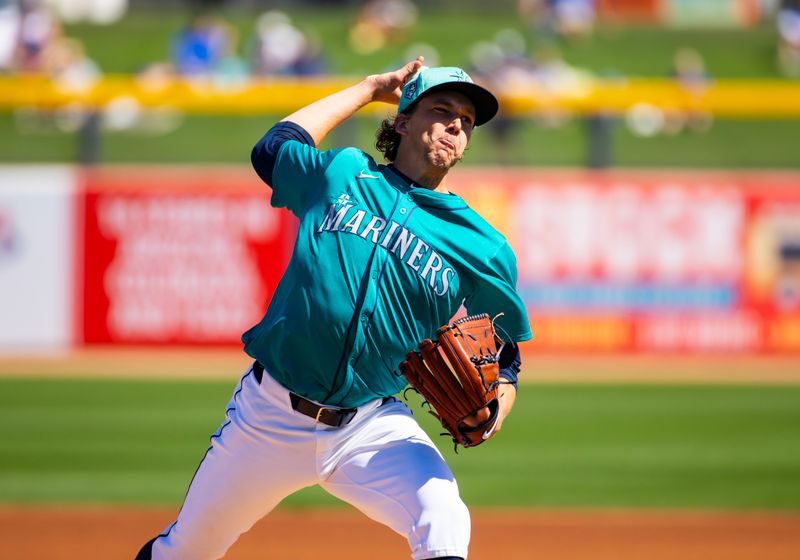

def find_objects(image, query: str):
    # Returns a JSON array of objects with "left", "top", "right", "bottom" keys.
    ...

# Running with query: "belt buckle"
[{"left": 315, "top": 406, "right": 335, "bottom": 423}]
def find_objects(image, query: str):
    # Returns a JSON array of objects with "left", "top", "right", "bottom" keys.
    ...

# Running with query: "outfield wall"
[
  {"left": 0, "top": 167, "right": 77, "bottom": 350},
  {"left": 458, "top": 170, "right": 800, "bottom": 353},
  {"left": 80, "top": 167, "right": 293, "bottom": 345},
  {"left": 1, "top": 165, "right": 798, "bottom": 353}
]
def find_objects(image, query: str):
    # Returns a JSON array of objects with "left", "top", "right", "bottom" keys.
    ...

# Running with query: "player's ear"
[{"left": 394, "top": 113, "right": 410, "bottom": 135}]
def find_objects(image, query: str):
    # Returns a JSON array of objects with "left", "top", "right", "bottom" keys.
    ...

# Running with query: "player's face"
[{"left": 399, "top": 92, "right": 476, "bottom": 171}]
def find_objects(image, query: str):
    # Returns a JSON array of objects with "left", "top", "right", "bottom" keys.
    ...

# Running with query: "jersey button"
[{"left": 399, "top": 208, "right": 407, "bottom": 215}]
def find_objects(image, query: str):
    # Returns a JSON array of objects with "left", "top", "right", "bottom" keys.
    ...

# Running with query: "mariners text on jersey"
[{"left": 317, "top": 199, "right": 456, "bottom": 297}]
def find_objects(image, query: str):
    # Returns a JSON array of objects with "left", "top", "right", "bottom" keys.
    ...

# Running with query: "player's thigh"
[
  {"left": 321, "top": 400, "right": 470, "bottom": 559},
  {"left": 151, "top": 369, "right": 319, "bottom": 559}
]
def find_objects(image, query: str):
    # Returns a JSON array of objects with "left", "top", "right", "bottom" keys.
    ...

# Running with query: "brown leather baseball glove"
[{"left": 399, "top": 313, "right": 504, "bottom": 449}]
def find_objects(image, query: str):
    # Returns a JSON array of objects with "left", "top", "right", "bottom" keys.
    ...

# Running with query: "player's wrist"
[
  {"left": 360, "top": 77, "right": 391, "bottom": 105},
  {"left": 498, "top": 371, "right": 519, "bottom": 390}
]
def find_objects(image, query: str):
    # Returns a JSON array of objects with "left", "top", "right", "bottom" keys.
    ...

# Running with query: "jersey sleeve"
[
  {"left": 269, "top": 139, "right": 338, "bottom": 216},
  {"left": 251, "top": 121, "right": 315, "bottom": 187},
  {"left": 464, "top": 241, "right": 532, "bottom": 343}
]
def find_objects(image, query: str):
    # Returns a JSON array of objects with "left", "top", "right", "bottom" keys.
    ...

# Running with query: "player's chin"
[{"left": 430, "top": 149, "right": 462, "bottom": 170}]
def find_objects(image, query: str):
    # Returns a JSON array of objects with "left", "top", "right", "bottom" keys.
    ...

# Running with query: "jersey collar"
[{"left": 384, "top": 164, "right": 468, "bottom": 210}]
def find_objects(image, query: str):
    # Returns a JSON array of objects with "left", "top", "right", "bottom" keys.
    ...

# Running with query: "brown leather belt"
[
  {"left": 288, "top": 392, "right": 358, "bottom": 427},
  {"left": 252, "top": 362, "right": 357, "bottom": 428}
]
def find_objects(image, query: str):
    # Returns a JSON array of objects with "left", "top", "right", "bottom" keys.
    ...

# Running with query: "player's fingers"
[
  {"left": 461, "top": 405, "right": 491, "bottom": 428},
  {"left": 399, "top": 56, "right": 424, "bottom": 82}
]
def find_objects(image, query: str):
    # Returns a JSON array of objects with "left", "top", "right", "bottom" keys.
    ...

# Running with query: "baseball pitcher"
[{"left": 135, "top": 56, "right": 532, "bottom": 560}]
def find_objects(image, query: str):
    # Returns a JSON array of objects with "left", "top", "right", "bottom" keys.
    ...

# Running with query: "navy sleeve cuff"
[
  {"left": 251, "top": 121, "right": 315, "bottom": 186},
  {"left": 498, "top": 342, "right": 521, "bottom": 390}
]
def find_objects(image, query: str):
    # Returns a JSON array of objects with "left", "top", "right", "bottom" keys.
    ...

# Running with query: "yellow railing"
[{"left": 1, "top": 75, "right": 799, "bottom": 117}]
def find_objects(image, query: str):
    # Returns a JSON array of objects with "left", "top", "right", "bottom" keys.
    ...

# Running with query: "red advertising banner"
[
  {"left": 80, "top": 167, "right": 293, "bottom": 345},
  {"left": 77, "top": 166, "right": 799, "bottom": 353},
  {"left": 454, "top": 169, "right": 800, "bottom": 353}
]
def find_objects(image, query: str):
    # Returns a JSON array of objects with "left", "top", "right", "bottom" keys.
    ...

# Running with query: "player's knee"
[
  {"left": 413, "top": 496, "right": 470, "bottom": 557},
  {"left": 432, "top": 497, "right": 470, "bottom": 536}
]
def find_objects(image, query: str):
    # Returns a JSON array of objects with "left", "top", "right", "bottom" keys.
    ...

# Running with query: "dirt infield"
[
  {"left": 3, "top": 506, "right": 800, "bottom": 560},
  {"left": 2, "top": 346, "right": 799, "bottom": 384}
]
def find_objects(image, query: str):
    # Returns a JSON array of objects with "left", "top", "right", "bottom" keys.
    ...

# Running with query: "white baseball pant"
[{"left": 148, "top": 364, "right": 470, "bottom": 559}]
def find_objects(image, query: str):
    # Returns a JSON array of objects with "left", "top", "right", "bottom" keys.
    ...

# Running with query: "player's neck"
[{"left": 391, "top": 155, "right": 449, "bottom": 193}]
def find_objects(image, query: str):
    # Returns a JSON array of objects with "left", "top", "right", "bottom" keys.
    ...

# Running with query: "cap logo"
[
  {"left": 404, "top": 80, "right": 418, "bottom": 99},
  {"left": 450, "top": 69, "right": 468, "bottom": 82}
]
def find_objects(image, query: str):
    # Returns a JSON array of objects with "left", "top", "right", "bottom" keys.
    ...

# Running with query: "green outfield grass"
[{"left": 2, "top": 377, "right": 799, "bottom": 510}]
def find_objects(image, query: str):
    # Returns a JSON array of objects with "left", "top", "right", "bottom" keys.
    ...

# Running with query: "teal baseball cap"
[{"left": 398, "top": 66, "right": 499, "bottom": 126}]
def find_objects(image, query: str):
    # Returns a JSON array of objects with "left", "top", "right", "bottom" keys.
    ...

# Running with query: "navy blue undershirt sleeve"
[
  {"left": 498, "top": 342, "right": 521, "bottom": 390},
  {"left": 251, "top": 121, "right": 315, "bottom": 187}
]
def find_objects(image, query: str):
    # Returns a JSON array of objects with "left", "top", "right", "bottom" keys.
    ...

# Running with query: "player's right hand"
[{"left": 366, "top": 56, "right": 424, "bottom": 106}]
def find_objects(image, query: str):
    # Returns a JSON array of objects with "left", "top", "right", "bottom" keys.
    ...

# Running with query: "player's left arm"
[
  {"left": 457, "top": 339, "right": 521, "bottom": 435},
  {"left": 464, "top": 243, "right": 531, "bottom": 435},
  {"left": 495, "top": 384, "right": 517, "bottom": 434},
  {"left": 494, "top": 342, "right": 522, "bottom": 433}
]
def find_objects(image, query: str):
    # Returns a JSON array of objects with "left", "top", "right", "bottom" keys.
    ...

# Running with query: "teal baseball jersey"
[{"left": 242, "top": 140, "right": 532, "bottom": 408}]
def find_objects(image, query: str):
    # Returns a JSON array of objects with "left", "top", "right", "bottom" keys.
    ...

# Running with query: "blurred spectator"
[
  {"left": 290, "top": 32, "right": 327, "bottom": 77},
  {"left": 349, "top": 0, "right": 418, "bottom": 55},
  {"left": 45, "top": 35, "right": 100, "bottom": 91},
  {"left": 468, "top": 29, "right": 540, "bottom": 162},
  {"left": 469, "top": 29, "right": 595, "bottom": 144},
  {"left": 45, "top": 35, "right": 101, "bottom": 133},
  {"left": 12, "top": 31, "right": 101, "bottom": 135},
  {"left": 469, "top": 29, "right": 603, "bottom": 162},
  {"left": 777, "top": 0, "right": 800, "bottom": 77},
  {"left": 250, "top": 10, "right": 326, "bottom": 77},
  {"left": 626, "top": 47, "right": 713, "bottom": 138},
  {"left": 518, "top": 0, "right": 596, "bottom": 42},
  {"left": 549, "top": 0, "right": 596, "bottom": 39},
  {"left": 0, "top": 0, "right": 21, "bottom": 71},
  {"left": 470, "top": 29, "right": 542, "bottom": 101},
  {"left": 531, "top": 42, "right": 592, "bottom": 97},
  {"left": 171, "top": 12, "right": 237, "bottom": 77},
  {"left": 667, "top": 47, "right": 713, "bottom": 134},
  {"left": 517, "top": 0, "right": 548, "bottom": 26},
  {"left": 672, "top": 47, "right": 709, "bottom": 89},
  {"left": 16, "top": 0, "right": 62, "bottom": 73}
]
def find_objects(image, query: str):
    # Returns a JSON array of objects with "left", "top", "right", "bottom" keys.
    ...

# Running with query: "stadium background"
[{"left": 1, "top": 0, "right": 799, "bottom": 558}]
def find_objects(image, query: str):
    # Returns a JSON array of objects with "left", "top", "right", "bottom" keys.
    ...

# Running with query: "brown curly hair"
[{"left": 374, "top": 105, "right": 418, "bottom": 162}]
